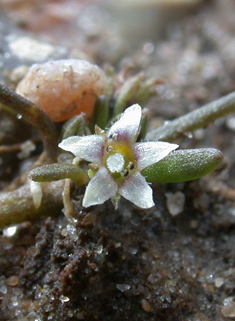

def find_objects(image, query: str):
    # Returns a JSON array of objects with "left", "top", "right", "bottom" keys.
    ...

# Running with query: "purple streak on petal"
[
  {"left": 108, "top": 104, "right": 142, "bottom": 143},
  {"left": 59, "top": 135, "right": 105, "bottom": 164},
  {"left": 82, "top": 167, "right": 118, "bottom": 207},
  {"left": 134, "top": 141, "right": 179, "bottom": 171},
  {"left": 119, "top": 172, "right": 154, "bottom": 209}
]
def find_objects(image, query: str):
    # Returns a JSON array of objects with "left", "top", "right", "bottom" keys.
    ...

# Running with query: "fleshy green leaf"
[
  {"left": 61, "top": 113, "right": 86, "bottom": 140},
  {"left": 141, "top": 148, "right": 223, "bottom": 183},
  {"left": 91, "top": 66, "right": 115, "bottom": 131},
  {"left": 135, "top": 78, "right": 161, "bottom": 107},
  {"left": 29, "top": 163, "right": 88, "bottom": 186},
  {"left": 113, "top": 74, "right": 143, "bottom": 116},
  {"left": 90, "top": 95, "right": 109, "bottom": 130},
  {"left": 146, "top": 91, "right": 235, "bottom": 142}
]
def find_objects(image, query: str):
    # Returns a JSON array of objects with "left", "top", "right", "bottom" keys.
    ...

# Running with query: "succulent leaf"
[{"left": 142, "top": 148, "right": 223, "bottom": 183}]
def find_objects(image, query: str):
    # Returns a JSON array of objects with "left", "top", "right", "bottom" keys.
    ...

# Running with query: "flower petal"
[
  {"left": 119, "top": 172, "right": 154, "bottom": 209},
  {"left": 83, "top": 167, "right": 118, "bottom": 207},
  {"left": 108, "top": 104, "right": 142, "bottom": 142},
  {"left": 135, "top": 141, "right": 179, "bottom": 171},
  {"left": 59, "top": 135, "right": 104, "bottom": 163}
]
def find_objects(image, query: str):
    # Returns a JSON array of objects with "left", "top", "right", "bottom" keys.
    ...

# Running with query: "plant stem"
[
  {"left": 0, "top": 84, "right": 58, "bottom": 162},
  {"left": 0, "top": 181, "right": 64, "bottom": 228},
  {"left": 146, "top": 91, "right": 235, "bottom": 142}
]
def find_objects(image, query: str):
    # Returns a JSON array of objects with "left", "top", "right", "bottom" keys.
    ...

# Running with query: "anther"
[
  {"left": 106, "top": 145, "right": 113, "bottom": 153},
  {"left": 128, "top": 162, "right": 135, "bottom": 170},
  {"left": 109, "top": 133, "right": 118, "bottom": 140},
  {"left": 123, "top": 169, "right": 129, "bottom": 177}
]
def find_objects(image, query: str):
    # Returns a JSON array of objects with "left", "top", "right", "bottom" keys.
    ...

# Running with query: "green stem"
[
  {"left": 0, "top": 84, "right": 58, "bottom": 162},
  {"left": 146, "top": 91, "right": 235, "bottom": 142}
]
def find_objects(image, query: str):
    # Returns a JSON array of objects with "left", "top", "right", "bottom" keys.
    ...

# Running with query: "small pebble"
[
  {"left": 190, "top": 220, "right": 199, "bottom": 229},
  {"left": 141, "top": 299, "right": 151, "bottom": 312},
  {"left": 8, "top": 36, "right": 55, "bottom": 61},
  {"left": 191, "top": 313, "right": 211, "bottom": 321},
  {"left": 221, "top": 297, "right": 235, "bottom": 318},
  {"left": 166, "top": 191, "right": 185, "bottom": 216},
  {"left": 16, "top": 59, "right": 107, "bottom": 122},
  {"left": 59, "top": 295, "right": 70, "bottom": 303},
  {"left": 214, "top": 277, "right": 224, "bottom": 288},
  {"left": 226, "top": 117, "right": 235, "bottom": 131},
  {"left": 17, "top": 140, "right": 36, "bottom": 159},
  {"left": 116, "top": 284, "right": 131, "bottom": 292},
  {"left": 0, "top": 284, "right": 7, "bottom": 294},
  {"left": 3, "top": 226, "right": 17, "bottom": 237},
  {"left": 5, "top": 276, "right": 19, "bottom": 286}
]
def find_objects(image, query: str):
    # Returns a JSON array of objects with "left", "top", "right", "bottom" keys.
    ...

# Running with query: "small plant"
[
  {"left": 1, "top": 59, "right": 234, "bottom": 227},
  {"left": 59, "top": 104, "right": 178, "bottom": 209}
]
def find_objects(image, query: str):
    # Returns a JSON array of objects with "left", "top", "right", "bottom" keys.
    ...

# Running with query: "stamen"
[
  {"left": 109, "top": 133, "right": 118, "bottom": 140},
  {"left": 106, "top": 145, "right": 113, "bottom": 153},
  {"left": 128, "top": 162, "right": 135, "bottom": 170},
  {"left": 106, "top": 153, "right": 125, "bottom": 173},
  {"left": 123, "top": 169, "right": 129, "bottom": 177}
]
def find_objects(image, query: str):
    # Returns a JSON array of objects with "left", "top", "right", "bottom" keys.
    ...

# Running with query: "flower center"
[
  {"left": 106, "top": 153, "right": 125, "bottom": 173},
  {"left": 103, "top": 138, "right": 137, "bottom": 182}
]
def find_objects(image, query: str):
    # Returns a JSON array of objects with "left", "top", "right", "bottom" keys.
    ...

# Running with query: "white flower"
[{"left": 59, "top": 104, "right": 178, "bottom": 209}]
